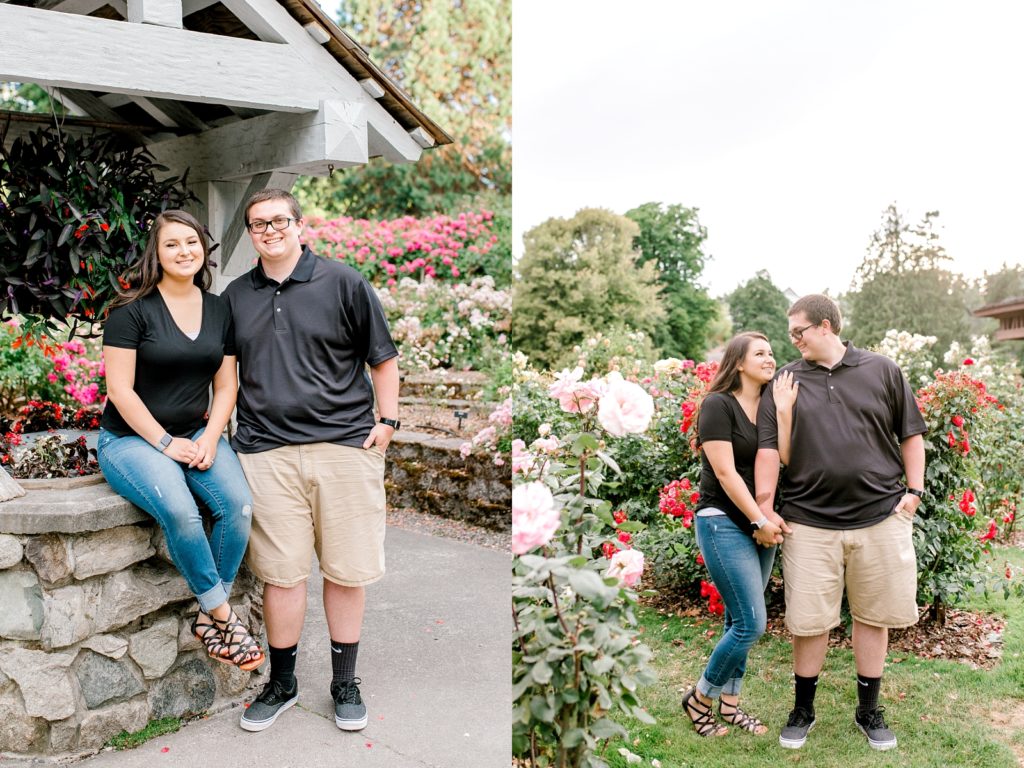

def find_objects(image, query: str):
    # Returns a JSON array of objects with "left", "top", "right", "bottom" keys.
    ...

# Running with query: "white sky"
[{"left": 512, "top": 1, "right": 1024, "bottom": 298}]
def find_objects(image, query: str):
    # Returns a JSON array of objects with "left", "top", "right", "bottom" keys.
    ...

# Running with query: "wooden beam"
[
  {"left": 219, "top": 171, "right": 297, "bottom": 271},
  {"left": 148, "top": 100, "right": 368, "bottom": 182},
  {"left": 141, "top": 98, "right": 208, "bottom": 131},
  {"left": 0, "top": 3, "right": 321, "bottom": 112},
  {"left": 58, "top": 89, "right": 124, "bottom": 123},
  {"left": 127, "top": 0, "right": 181, "bottom": 27}
]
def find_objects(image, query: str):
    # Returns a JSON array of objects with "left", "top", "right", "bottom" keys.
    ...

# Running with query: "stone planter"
[{"left": 0, "top": 475, "right": 264, "bottom": 760}]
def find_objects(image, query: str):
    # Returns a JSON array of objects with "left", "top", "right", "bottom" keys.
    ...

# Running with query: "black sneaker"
[
  {"left": 779, "top": 706, "right": 816, "bottom": 749},
  {"left": 855, "top": 707, "right": 897, "bottom": 751},
  {"left": 240, "top": 678, "right": 298, "bottom": 732},
  {"left": 332, "top": 677, "right": 368, "bottom": 731}
]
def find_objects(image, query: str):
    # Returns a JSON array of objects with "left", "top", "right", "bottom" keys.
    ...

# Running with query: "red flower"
[
  {"left": 601, "top": 541, "right": 616, "bottom": 559},
  {"left": 979, "top": 521, "right": 998, "bottom": 542},
  {"left": 963, "top": 358, "right": 974, "bottom": 366},
  {"left": 696, "top": 552, "right": 705, "bottom": 566},
  {"left": 1007, "top": 567, "right": 1014, "bottom": 579},
  {"left": 100, "top": 222, "right": 110, "bottom": 231},
  {"left": 617, "top": 531, "right": 632, "bottom": 545},
  {"left": 947, "top": 431, "right": 956, "bottom": 448},
  {"left": 960, "top": 438, "right": 970, "bottom": 455},
  {"left": 951, "top": 414, "right": 964, "bottom": 427},
  {"left": 613, "top": 510, "right": 627, "bottom": 525}
]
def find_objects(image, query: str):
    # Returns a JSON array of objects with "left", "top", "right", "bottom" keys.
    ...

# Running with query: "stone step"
[{"left": 401, "top": 370, "right": 490, "bottom": 398}]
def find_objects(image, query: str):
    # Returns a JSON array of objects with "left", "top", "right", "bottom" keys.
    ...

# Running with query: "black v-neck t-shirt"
[
  {"left": 695, "top": 391, "right": 759, "bottom": 536},
  {"left": 100, "top": 290, "right": 236, "bottom": 438}
]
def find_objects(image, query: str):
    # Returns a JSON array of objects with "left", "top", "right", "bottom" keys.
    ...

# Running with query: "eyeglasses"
[
  {"left": 247, "top": 216, "right": 296, "bottom": 234},
  {"left": 789, "top": 323, "right": 819, "bottom": 342}
]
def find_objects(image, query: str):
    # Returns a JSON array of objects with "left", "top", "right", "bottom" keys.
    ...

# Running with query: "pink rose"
[
  {"left": 605, "top": 548, "right": 645, "bottom": 587},
  {"left": 597, "top": 372, "right": 655, "bottom": 436},
  {"left": 512, "top": 482, "right": 561, "bottom": 555},
  {"left": 549, "top": 368, "right": 604, "bottom": 414},
  {"left": 531, "top": 436, "right": 560, "bottom": 454},
  {"left": 511, "top": 439, "right": 531, "bottom": 474}
]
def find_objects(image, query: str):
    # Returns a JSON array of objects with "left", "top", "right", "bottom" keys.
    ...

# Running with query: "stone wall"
[
  {"left": 0, "top": 476, "right": 264, "bottom": 760},
  {"left": 387, "top": 431, "right": 509, "bottom": 530}
]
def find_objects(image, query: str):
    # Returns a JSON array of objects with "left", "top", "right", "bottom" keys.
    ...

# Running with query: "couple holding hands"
[{"left": 683, "top": 294, "right": 926, "bottom": 752}]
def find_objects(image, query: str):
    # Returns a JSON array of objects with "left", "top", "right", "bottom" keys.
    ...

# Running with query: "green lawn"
[{"left": 602, "top": 546, "right": 1024, "bottom": 768}]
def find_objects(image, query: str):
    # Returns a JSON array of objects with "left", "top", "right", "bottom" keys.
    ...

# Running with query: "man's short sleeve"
[
  {"left": 354, "top": 279, "right": 398, "bottom": 366},
  {"left": 102, "top": 303, "right": 144, "bottom": 349},
  {"left": 890, "top": 365, "right": 927, "bottom": 440},
  {"left": 757, "top": 379, "right": 779, "bottom": 449}
]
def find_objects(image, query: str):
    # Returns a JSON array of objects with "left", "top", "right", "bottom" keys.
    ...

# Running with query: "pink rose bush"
[
  {"left": 513, "top": 360, "right": 656, "bottom": 764},
  {"left": 375, "top": 276, "right": 510, "bottom": 372},
  {"left": 302, "top": 210, "right": 502, "bottom": 287}
]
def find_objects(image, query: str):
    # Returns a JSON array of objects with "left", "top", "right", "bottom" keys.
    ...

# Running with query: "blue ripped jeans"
[
  {"left": 694, "top": 512, "right": 775, "bottom": 699},
  {"left": 97, "top": 427, "right": 253, "bottom": 612}
]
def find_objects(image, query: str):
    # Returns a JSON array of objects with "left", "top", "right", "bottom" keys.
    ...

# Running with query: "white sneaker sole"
[
  {"left": 240, "top": 695, "right": 298, "bottom": 732},
  {"left": 778, "top": 719, "right": 815, "bottom": 749},
  {"left": 335, "top": 712, "right": 368, "bottom": 731},
  {"left": 856, "top": 721, "right": 897, "bottom": 751}
]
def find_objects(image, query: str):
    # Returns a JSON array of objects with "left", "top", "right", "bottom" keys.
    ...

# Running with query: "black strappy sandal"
[
  {"left": 192, "top": 611, "right": 228, "bottom": 661},
  {"left": 681, "top": 687, "right": 728, "bottom": 737},
  {"left": 718, "top": 699, "right": 767, "bottom": 734},
  {"left": 213, "top": 610, "right": 266, "bottom": 672}
]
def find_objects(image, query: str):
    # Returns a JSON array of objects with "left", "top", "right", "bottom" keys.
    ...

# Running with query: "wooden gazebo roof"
[{"left": 974, "top": 296, "right": 1024, "bottom": 341}]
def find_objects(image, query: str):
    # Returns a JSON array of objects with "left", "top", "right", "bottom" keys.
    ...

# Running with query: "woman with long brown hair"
[
  {"left": 97, "top": 210, "right": 263, "bottom": 671},
  {"left": 681, "top": 332, "right": 797, "bottom": 737}
]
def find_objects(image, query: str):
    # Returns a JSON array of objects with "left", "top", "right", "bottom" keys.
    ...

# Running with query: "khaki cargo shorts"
[
  {"left": 238, "top": 442, "right": 386, "bottom": 588},
  {"left": 781, "top": 512, "right": 918, "bottom": 636}
]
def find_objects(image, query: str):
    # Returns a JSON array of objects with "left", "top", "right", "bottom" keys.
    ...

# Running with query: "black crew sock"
[
  {"left": 794, "top": 674, "right": 818, "bottom": 714},
  {"left": 269, "top": 644, "right": 298, "bottom": 690},
  {"left": 331, "top": 640, "right": 359, "bottom": 684},
  {"left": 856, "top": 674, "right": 881, "bottom": 717}
]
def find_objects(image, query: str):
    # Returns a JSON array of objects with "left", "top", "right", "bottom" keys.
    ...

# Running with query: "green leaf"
[
  {"left": 571, "top": 433, "right": 600, "bottom": 456},
  {"left": 531, "top": 659, "right": 552, "bottom": 684},
  {"left": 589, "top": 717, "right": 626, "bottom": 739},
  {"left": 568, "top": 568, "right": 608, "bottom": 601}
]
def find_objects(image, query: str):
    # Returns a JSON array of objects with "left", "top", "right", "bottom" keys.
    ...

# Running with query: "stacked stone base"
[
  {"left": 0, "top": 477, "right": 265, "bottom": 760},
  {"left": 387, "top": 431, "right": 509, "bottom": 530}
]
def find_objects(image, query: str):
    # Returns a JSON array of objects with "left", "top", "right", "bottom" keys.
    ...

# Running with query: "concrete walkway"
[{"left": 73, "top": 526, "right": 510, "bottom": 768}]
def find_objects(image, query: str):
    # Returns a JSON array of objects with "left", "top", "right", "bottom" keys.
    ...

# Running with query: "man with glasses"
[
  {"left": 221, "top": 189, "right": 400, "bottom": 734},
  {"left": 754, "top": 294, "right": 926, "bottom": 752}
]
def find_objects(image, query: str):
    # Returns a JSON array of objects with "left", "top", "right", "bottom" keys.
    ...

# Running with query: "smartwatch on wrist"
[
  {"left": 752, "top": 516, "right": 769, "bottom": 529},
  {"left": 906, "top": 487, "right": 925, "bottom": 499},
  {"left": 158, "top": 433, "right": 173, "bottom": 452},
  {"left": 379, "top": 417, "right": 400, "bottom": 431}
]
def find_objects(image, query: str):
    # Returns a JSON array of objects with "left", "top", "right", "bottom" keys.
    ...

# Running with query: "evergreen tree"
[
  {"left": 846, "top": 204, "right": 972, "bottom": 364},
  {"left": 726, "top": 270, "right": 799, "bottom": 363},
  {"left": 513, "top": 209, "right": 664, "bottom": 369},
  {"left": 624, "top": 202, "right": 716, "bottom": 361},
  {"left": 295, "top": 0, "right": 510, "bottom": 219}
]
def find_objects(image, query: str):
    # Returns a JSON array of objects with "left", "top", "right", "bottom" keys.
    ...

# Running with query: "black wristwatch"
[
  {"left": 906, "top": 487, "right": 925, "bottom": 499},
  {"left": 379, "top": 417, "right": 400, "bottom": 431}
]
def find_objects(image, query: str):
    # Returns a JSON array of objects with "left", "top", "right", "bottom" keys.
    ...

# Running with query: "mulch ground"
[{"left": 649, "top": 577, "right": 1007, "bottom": 669}]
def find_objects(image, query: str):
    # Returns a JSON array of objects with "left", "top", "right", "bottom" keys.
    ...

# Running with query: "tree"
[
  {"left": 982, "top": 263, "right": 1024, "bottom": 305},
  {"left": 624, "top": 202, "right": 717, "bottom": 361},
  {"left": 295, "top": 0, "right": 510, "bottom": 219},
  {"left": 513, "top": 209, "right": 664, "bottom": 370},
  {"left": 845, "top": 204, "right": 972, "bottom": 364},
  {"left": 726, "top": 270, "right": 799, "bottom": 363}
]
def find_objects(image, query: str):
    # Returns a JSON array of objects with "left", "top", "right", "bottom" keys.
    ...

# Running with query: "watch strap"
[
  {"left": 906, "top": 487, "right": 925, "bottom": 499},
  {"left": 379, "top": 417, "right": 400, "bottom": 431}
]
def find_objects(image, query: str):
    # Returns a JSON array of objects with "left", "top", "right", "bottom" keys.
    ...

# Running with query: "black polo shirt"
[
  {"left": 222, "top": 246, "right": 399, "bottom": 453},
  {"left": 757, "top": 342, "right": 926, "bottom": 530}
]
